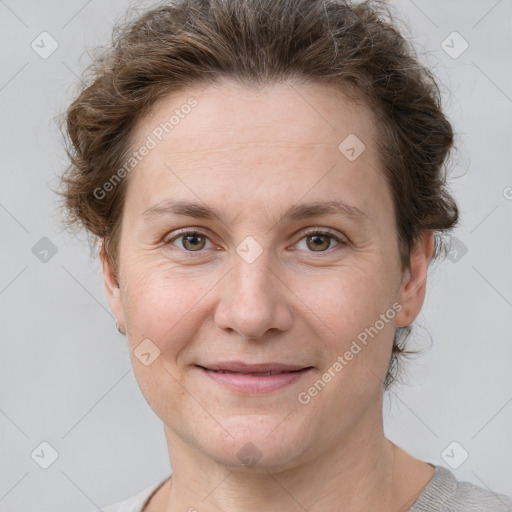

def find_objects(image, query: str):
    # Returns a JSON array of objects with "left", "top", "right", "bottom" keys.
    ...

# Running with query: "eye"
[
  {"left": 294, "top": 229, "right": 344, "bottom": 253},
  {"left": 164, "top": 230, "right": 213, "bottom": 252},
  {"left": 163, "top": 228, "right": 346, "bottom": 255}
]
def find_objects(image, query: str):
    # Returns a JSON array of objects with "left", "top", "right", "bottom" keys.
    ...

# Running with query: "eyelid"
[
  {"left": 164, "top": 227, "right": 347, "bottom": 253},
  {"left": 299, "top": 227, "right": 347, "bottom": 243},
  {"left": 163, "top": 228, "right": 216, "bottom": 249},
  {"left": 290, "top": 228, "right": 347, "bottom": 254}
]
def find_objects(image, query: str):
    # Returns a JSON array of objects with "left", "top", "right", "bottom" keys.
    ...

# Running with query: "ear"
[
  {"left": 395, "top": 230, "right": 435, "bottom": 328},
  {"left": 99, "top": 240, "right": 125, "bottom": 329}
]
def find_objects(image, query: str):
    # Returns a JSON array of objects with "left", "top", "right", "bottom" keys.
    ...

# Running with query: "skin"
[{"left": 101, "top": 79, "right": 436, "bottom": 512}]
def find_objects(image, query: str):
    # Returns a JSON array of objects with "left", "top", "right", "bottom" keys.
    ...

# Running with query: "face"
[{"left": 102, "top": 79, "right": 432, "bottom": 471}]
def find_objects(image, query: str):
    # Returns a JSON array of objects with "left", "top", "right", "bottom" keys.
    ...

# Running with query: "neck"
[{"left": 154, "top": 401, "right": 432, "bottom": 512}]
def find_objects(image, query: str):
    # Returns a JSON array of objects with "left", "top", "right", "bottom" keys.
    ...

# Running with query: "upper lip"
[{"left": 197, "top": 361, "right": 311, "bottom": 373}]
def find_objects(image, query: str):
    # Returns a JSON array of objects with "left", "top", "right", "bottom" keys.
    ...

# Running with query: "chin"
[{"left": 197, "top": 413, "right": 315, "bottom": 472}]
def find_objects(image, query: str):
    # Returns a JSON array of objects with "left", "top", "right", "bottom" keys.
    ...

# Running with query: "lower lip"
[{"left": 198, "top": 367, "right": 313, "bottom": 394}]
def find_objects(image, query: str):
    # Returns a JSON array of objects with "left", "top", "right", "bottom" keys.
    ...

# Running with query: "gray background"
[{"left": 1, "top": 0, "right": 511, "bottom": 510}]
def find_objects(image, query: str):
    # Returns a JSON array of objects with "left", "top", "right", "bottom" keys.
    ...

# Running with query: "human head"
[{"left": 57, "top": 0, "right": 458, "bottom": 424}]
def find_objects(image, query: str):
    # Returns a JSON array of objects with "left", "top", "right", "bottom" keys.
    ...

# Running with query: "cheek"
[
  {"left": 292, "top": 260, "right": 397, "bottom": 338},
  {"left": 121, "top": 262, "right": 208, "bottom": 419},
  {"left": 290, "top": 260, "right": 399, "bottom": 398},
  {"left": 121, "top": 259, "right": 214, "bottom": 350},
  {"left": 293, "top": 272, "right": 397, "bottom": 421}
]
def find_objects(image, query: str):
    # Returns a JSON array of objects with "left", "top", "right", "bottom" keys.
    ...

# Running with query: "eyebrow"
[{"left": 142, "top": 199, "right": 369, "bottom": 224}]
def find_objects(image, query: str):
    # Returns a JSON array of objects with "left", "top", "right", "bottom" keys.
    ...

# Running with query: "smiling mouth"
[
  {"left": 196, "top": 361, "right": 312, "bottom": 373},
  {"left": 195, "top": 364, "right": 314, "bottom": 393},
  {"left": 202, "top": 368, "right": 307, "bottom": 376}
]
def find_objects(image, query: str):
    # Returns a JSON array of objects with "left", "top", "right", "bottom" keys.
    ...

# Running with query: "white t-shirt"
[{"left": 97, "top": 464, "right": 512, "bottom": 512}]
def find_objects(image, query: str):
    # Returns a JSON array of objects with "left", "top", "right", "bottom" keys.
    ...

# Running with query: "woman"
[{"left": 58, "top": 0, "right": 512, "bottom": 510}]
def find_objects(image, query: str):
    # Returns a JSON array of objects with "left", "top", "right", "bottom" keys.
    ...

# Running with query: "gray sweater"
[
  {"left": 409, "top": 465, "right": 512, "bottom": 511},
  {"left": 100, "top": 464, "right": 512, "bottom": 512}
]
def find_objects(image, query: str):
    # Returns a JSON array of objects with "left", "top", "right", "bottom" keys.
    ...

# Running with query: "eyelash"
[{"left": 163, "top": 228, "right": 347, "bottom": 256}]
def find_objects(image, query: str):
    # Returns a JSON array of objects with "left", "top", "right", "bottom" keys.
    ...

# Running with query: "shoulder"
[
  {"left": 449, "top": 478, "right": 512, "bottom": 512},
  {"left": 92, "top": 476, "right": 171, "bottom": 512},
  {"left": 410, "top": 465, "right": 512, "bottom": 512}
]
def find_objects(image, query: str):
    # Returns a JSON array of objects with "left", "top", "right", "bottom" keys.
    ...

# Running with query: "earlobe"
[{"left": 395, "top": 230, "right": 435, "bottom": 328}]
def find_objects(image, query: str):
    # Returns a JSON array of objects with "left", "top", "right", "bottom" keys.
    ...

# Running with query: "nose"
[{"left": 214, "top": 248, "right": 293, "bottom": 341}]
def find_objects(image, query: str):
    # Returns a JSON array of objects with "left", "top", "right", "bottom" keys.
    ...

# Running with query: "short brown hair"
[{"left": 56, "top": 0, "right": 459, "bottom": 389}]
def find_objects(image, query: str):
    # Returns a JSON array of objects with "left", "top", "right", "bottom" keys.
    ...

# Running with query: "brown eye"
[
  {"left": 166, "top": 231, "right": 211, "bottom": 252},
  {"left": 295, "top": 230, "right": 343, "bottom": 253},
  {"left": 306, "top": 233, "right": 332, "bottom": 251},
  {"left": 182, "top": 233, "right": 206, "bottom": 251}
]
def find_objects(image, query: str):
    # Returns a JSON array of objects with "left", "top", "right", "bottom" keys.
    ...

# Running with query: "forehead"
[
  {"left": 124, "top": 79, "right": 389, "bottom": 225},
  {"left": 133, "top": 79, "right": 376, "bottom": 151}
]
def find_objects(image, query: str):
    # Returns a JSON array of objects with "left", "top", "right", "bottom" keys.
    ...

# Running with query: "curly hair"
[{"left": 56, "top": 0, "right": 459, "bottom": 390}]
